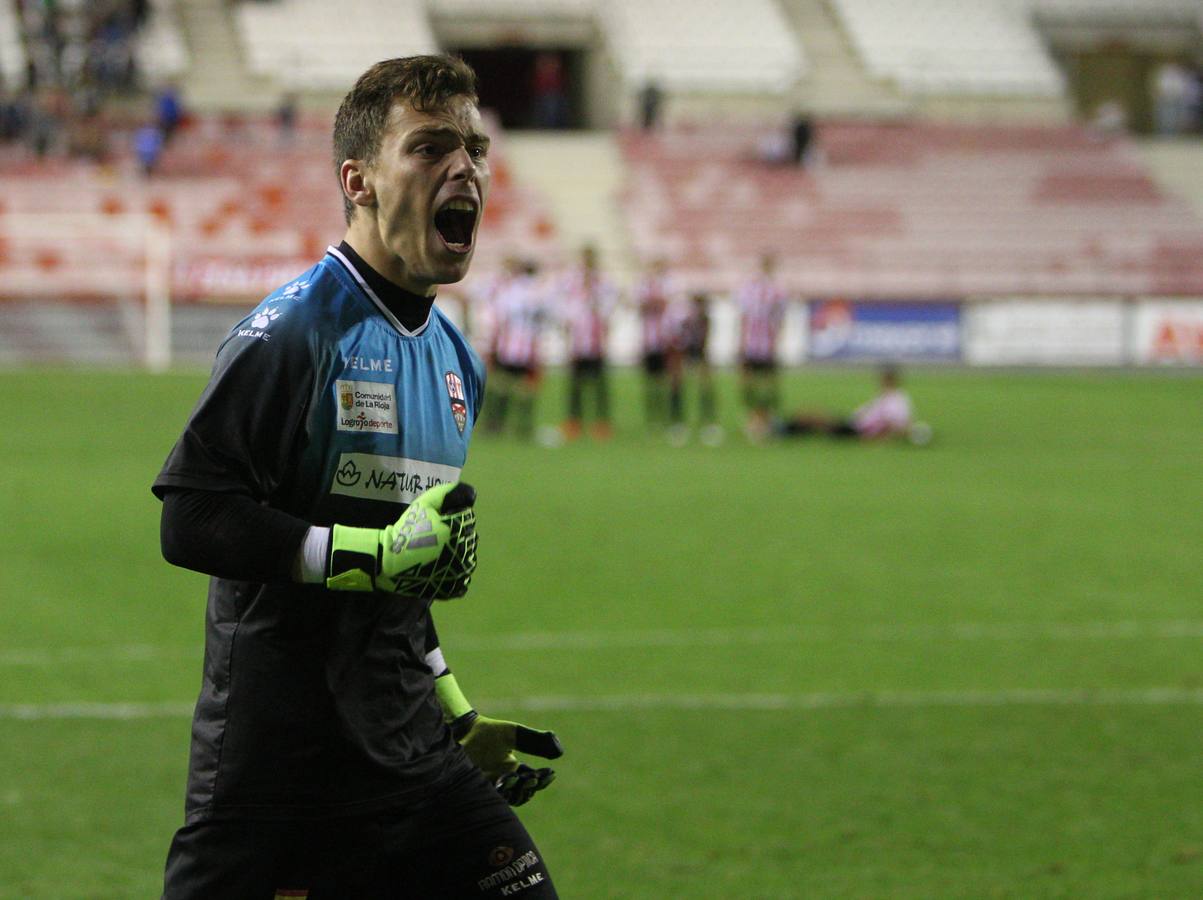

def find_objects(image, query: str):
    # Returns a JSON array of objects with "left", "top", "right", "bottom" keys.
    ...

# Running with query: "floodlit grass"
[{"left": 1, "top": 366, "right": 1201, "bottom": 898}]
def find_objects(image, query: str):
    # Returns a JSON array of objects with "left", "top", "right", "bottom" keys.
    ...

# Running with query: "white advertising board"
[
  {"left": 1131, "top": 300, "right": 1203, "bottom": 366},
  {"left": 965, "top": 298, "right": 1126, "bottom": 365}
]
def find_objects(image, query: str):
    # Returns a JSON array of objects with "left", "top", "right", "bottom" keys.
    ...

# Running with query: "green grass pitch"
[{"left": 0, "top": 366, "right": 1201, "bottom": 898}]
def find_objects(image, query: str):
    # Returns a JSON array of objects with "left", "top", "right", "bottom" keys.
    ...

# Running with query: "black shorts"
[
  {"left": 643, "top": 352, "right": 667, "bottom": 375},
  {"left": 162, "top": 767, "right": 557, "bottom": 900},
  {"left": 742, "top": 359, "right": 776, "bottom": 374},
  {"left": 571, "top": 357, "right": 605, "bottom": 377},
  {"left": 495, "top": 362, "right": 537, "bottom": 381}
]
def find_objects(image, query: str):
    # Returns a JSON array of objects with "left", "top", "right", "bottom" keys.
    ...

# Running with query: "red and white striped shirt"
[
  {"left": 735, "top": 277, "right": 788, "bottom": 363},
  {"left": 633, "top": 274, "right": 678, "bottom": 355},
  {"left": 853, "top": 389, "right": 912, "bottom": 437},
  {"left": 560, "top": 268, "right": 618, "bottom": 361},
  {"left": 492, "top": 274, "right": 547, "bottom": 368}
]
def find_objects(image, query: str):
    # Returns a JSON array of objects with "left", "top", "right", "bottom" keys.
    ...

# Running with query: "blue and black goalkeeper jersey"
[{"left": 153, "top": 247, "right": 485, "bottom": 823}]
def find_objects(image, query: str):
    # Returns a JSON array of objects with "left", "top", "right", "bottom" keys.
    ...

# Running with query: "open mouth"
[{"left": 434, "top": 199, "right": 477, "bottom": 253}]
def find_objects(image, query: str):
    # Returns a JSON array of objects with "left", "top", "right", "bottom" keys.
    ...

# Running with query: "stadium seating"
[
  {"left": 619, "top": 122, "right": 1203, "bottom": 297},
  {"left": 0, "top": 110, "right": 563, "bottom": 305},
  {"left": 427, "top": 0, "right": 596, "bottom": 15},
  {"left": 135, "top": 0, "right": 189, "bottom": 82},
  {"left": 599, "top": 0, "right": 806, "bottom": 93},
  {"left": 234, "top": 0, "right": 438, "bottom": 90},
  {"left": 829, "top": 0, "right": 1064, "bottom": 96},
  {"left": 829, "top": 0, "right": 1202, "bottom": 98},
  {"left": 0, "top": 0, "right": 23, "bottom": 88},
  {"left": 1031, "top": 0, "right": 1200, "bottom": 19}
]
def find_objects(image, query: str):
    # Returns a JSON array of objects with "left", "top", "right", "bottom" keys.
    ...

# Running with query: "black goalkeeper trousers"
[{"left": 162, "top": 766, "right": 558, "bottom": 900}]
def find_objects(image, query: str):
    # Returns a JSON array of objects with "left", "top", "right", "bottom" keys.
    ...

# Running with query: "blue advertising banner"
[{"left": 808, "top": 301, "right": 962, "bottom": 361}]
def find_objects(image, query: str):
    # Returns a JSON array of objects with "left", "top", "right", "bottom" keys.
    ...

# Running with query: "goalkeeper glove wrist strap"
[
  {"left": 326, "top": 525, "right": 381, "bottom": 591},
  {"left": 449, "top": 710, "right": 479, "bottom": 742}
]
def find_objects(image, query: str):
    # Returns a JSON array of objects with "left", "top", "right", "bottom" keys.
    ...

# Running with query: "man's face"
[{"left": 362, "top": 95, "right": 490, "bottom": 290}]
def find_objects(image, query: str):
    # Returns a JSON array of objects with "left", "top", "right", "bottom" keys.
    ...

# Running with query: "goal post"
[{"left": 0, "top": 213, "right": 173, "bottom": 370}]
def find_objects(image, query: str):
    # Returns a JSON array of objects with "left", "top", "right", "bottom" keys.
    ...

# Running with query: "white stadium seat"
[
  {"left": 235, "top": 0, "right": 438, "bottom": 90},
  {"left": 0, "top": 0, "right": 25, "bottom": 86},
  {"left": 600, "top": 0, "right": 807, "bottom": 93}
]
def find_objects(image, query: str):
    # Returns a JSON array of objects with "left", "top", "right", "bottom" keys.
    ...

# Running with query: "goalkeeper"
[{"left": 153, "top": 56, "right": 561, "bottom": 898}]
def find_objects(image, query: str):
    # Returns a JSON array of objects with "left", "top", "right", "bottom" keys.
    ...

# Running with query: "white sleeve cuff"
[
  {"left": 425, "top": 646, "right": 448, "bottom": 677},
  {"left": 296, "top": 526, "right": 331, "bottom": 584}
]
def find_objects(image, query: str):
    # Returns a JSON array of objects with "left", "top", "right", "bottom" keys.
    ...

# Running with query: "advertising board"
[
  {"left": 809, "top": 300, "right": 961, "bottom": 361},
  {"left": 964, "top": 298, "right": 1126, "bottom": 365},
  {"left": 1130, "top": 300, "right": 1203, "bottom": 366}
]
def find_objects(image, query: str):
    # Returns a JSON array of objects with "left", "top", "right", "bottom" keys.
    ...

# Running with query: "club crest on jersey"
[{"left": 445, "top": 371, "right": 468, "bottom": 434}]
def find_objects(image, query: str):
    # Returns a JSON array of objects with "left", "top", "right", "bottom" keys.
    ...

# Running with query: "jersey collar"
[{"left": 325, "top": 245, "right": 433, "bottom": 337}]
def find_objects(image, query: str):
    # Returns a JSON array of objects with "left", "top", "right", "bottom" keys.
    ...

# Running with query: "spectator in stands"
[
  {"left": 638, "top": 80, "right": 663, "bottom": 131},
  {"left": 531, "top": 52, "right": 569, "bottom": 129},
  {"left": 633, "top": 257, "right": 678, "bottom": 430},
  {"left": 155, "top": 81, "right": 183, "bottom": 142},
  {"left": 667, "top": 291, "right": 723, "bottom": 447},
  {"left": 484, "top": 257, "right": 548, "bottom": 440},
  {"left": 1185, "top": 65, "right": 1202, "bottom": 134},
  {"left": 790, "top": 110, "right": 813, "bottom": 167},
  {"left": 561, "top": 243, "right": 619, "bottom": 441},
  {"left": 1087, "top": 98, "right": 1127, "bottom": 139},
  {"left": 67, "top": 106, "right": 109, "bottom": 162},
  {"left": 25, "top": 88, "right": 63, "bottom": 158},
  {"left": 736, "top": 252, "right": 790, "bottom": 441},
  {"left": 0, "top": 86, "right": 31, "bottom": 142},
  {"left": 774, "top": 365, "right": 929, "bottom": 445},
  {"left": 86, "top": 5, "right": 137, "bottom": 92},
  {"left": 276, "top": 91, "right": 299, "bottom": 145},
  {"left": 1154, "top": 61, "right": 1193, "bottom": 136},
  {"left": 134, "top": 120, "right": 164, "bottom": 175}
]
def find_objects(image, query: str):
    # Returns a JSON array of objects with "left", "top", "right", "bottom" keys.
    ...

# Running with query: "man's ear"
[{"left": 341, "top": 159, "right": 375, "bottom": 211}]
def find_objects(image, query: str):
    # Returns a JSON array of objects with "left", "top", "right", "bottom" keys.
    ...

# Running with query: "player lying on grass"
[
  {"left": 774, "top": 365, "right": 932, "bottom": 444},
  {"left": 153, "top": 55, "right": 562, "bottom": 899}
]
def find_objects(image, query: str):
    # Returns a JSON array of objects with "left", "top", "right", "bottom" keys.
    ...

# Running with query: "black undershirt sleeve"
[{"left": 160, "top": 487, "right": 313, "bottom": 583}]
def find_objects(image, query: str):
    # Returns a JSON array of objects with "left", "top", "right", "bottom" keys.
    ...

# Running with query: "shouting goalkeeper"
[{"left": 153, "top": 56, "right": 561, "bottom": 899}]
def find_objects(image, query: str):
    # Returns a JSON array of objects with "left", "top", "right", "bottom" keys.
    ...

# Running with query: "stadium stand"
[
  {"left": 428, "top": 0, "right": 596, "bottom": 15},
  {"left": 599, "top": 0, "right": 806, "bottom": 94},
  {"left": 830, "top": 0, "right": 1203, "bottom": 98},
  {"left": 1032, "top": 0, "right": 1201, "bottom": 21},
  {"left": 234, "top": 0, "right": 438, "bottom": 91},
  {"left": 0, "top": 0, "right": 23, "bottom": 88},
  {"left": 0, "top": 107, "right": 562, "bottom": 290},
  {"left": 619, "top": 121, "right": 1203, "bottom": 297},
  {"left": 829, "top": 0, "right": 1065, "bottom": 96},
  {"left": 134, "top": 0, "right": 188, "bottom": 83},
  {"left": 2, "top": 0, "right": 1201, "bottom": 366}
]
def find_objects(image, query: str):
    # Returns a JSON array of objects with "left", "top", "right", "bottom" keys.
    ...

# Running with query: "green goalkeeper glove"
[
  {"left": 326, "top": 482, "right": 477, "bottom": 600},
  {"left": 436, "top": 673, "right": 563, "bottom": 806}
]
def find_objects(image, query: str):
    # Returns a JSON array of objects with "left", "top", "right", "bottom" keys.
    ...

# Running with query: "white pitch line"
[
  {"left": 0, "top": 701, "right": 195, "bottom": 720},
  {"left": 493, "top": 688, "right": 1203, "bottom": 712},
  {"left": 4, "top": 620, "right": 1203, "bottom": 666},
  {"left": 5, "top": 689, "right": 1203, "bottom": 720},
  {"left": 459, "top": 620, "right": 1203, "bottom": 651}
]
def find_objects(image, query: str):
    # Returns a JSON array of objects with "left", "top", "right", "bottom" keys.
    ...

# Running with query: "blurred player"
[
  {"left": 736, "top": 252, "right": 789, "bottom": 441},
  {"left": 776, "top": 365, "right": 930, "bottom": 444},
  {"left": 152, "top": 56, "right": 562, "bottom": 899},
  {"left": 484, "top": 256, "right": 547, "bottom": 440},
  {"left": 667, "top": 291, "right": 723, "bottom": 446},
  {"left": 633, "top": 256, "right": 677, "bottom": 429},
  {"left": 560, "top": 243, "right": 618, "bottom": 441}
]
